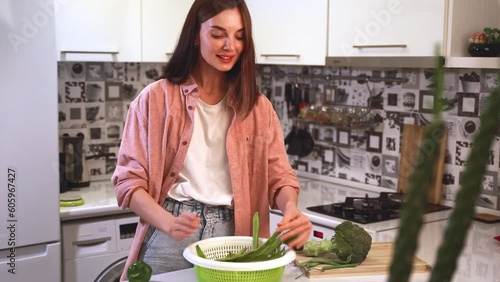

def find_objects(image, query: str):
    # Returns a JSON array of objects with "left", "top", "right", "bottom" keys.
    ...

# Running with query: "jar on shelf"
[
  {"left": 316, "top": 105, "right": 331, "bottom": 123},
  {"left": 298, "top": 86, "right": 325, "bottom": 122},
  {"left": 298, "top": 105, "right": 317, "bottom": 121},
  {"left": 330, "top": 106, "right": 348, "bottom": 127}
]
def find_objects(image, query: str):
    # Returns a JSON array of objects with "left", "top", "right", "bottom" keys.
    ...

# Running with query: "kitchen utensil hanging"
[{"left": 285, "top": 125, "right": 315, "bottom": 157}]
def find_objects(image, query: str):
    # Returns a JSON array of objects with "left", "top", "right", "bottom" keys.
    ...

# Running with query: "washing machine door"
[{"left": 94, "top": 257, "right": 126, "bottom": 282}]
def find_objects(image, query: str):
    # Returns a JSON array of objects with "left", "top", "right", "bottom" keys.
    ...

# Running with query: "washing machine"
[{"left": 61, "top": 214, "right": 139, "bottom": 282}]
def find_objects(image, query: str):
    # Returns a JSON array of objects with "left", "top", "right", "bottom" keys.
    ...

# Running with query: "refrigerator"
[{"left": 0, "top": 0, "right": 61, "bottom": 281}]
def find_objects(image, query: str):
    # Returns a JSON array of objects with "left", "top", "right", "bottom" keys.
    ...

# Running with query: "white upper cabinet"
[
  {"left": 246, "top": 0, "right": 328, "bottom": 66},
  {"left": 445, "top": 0, "right": 500, "bottom": 69},
  {"left": 55, "top": 0, "right": 141, "bottom": 62},
  {"left": 328, "top": 0, "right": 446, "bottom": 58},
  {"left": 141, "top": 0, "right": 194, "bottom": 62}
]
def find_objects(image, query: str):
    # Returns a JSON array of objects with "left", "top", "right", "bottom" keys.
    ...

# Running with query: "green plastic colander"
[{"left": 183, "top": 236, "right": 296, "bottom": 282}]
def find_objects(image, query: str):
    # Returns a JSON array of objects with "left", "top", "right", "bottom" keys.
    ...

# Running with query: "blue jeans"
[{"left": 138, "top": 198, "right": 235, "bottom": 275}]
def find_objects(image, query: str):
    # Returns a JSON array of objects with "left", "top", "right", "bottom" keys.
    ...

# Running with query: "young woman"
[{"left": 112, "top": 0, "right": 312, "bottom": 279}]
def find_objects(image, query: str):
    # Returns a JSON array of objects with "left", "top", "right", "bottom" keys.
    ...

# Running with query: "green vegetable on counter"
[
  {"left": 299, "top": 257, "right": 359, "bottom": 271},
  {"left": 299, "top": 220, "right": 372, "bottom": 272},
  {"left": 302, "top": 238, "right": 333, "bottom": 257},
  {"left": 127, "top": 260, "right": 152, "bottom": 282}
]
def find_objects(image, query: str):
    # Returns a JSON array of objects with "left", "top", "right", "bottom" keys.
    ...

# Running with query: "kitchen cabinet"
[
  {"left": 141, "top": 0, "right": 194, "bottom": 62},
  {"left": 246, "top": 0, "right": 328, "bottom": 66},
  {"left": 327, "top": 0, "right": 446, "bottom": 67},
  {"left": 444, "top": 0, "right": 500, "bottom": 69},
  {"left": 56, "top": 0, "right": 328, "bottom": 64},
  {"left": 56, "top": 0, "right": 192, "bottom": 62},
  {"left": 56, "top": 0, "right": 142, "bottom": 62}
]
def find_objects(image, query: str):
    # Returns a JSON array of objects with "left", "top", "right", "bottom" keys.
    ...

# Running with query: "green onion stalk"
[
  {"left": 388, "top": 48, "right": 446, "bottom": 282},
  {"left": 428, "top": 84, "right": 500, "bottom": 282}
]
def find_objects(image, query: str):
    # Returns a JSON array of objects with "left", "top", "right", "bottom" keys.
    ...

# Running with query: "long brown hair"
[{"left": 160, "top": 0, "right": 259, "bottom": 118}]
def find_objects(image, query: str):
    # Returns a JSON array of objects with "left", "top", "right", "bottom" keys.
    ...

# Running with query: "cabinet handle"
[
  {"left": 165, "top": 52, "right": 174, "bottom": 56},
  {"left": 73, "top": 236, "right": 112, "bottom": 247},
  {"left": 352, "top": 44, "right": 407, "bottom": 49},
  {"left": 60, "top": 50, "right": 119, "bottom": 55},
  {"left": 260, "top": 54, "right": 301, "bottom": 58}
]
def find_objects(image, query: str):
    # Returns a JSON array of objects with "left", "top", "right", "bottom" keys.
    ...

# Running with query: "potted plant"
[
  {"left": 467, "top": 27, "right": 500, "bottom": 57},
  {"left": 459, "top": 71, "right": 481, "bottom": 93}
]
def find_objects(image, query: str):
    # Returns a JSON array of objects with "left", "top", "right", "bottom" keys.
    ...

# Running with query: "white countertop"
[{"left": 59, "top": 180, "right": 134, "bottom": 221}]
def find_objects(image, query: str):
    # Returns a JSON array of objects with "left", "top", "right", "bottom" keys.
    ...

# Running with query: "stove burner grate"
[{"left": 306, "top": 192, "right": 451, "bottom": 224}]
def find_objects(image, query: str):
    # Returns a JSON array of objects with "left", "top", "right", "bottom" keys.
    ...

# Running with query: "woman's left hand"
[{"left": 275, "top": 204, "right": 312, "bottom": 250}]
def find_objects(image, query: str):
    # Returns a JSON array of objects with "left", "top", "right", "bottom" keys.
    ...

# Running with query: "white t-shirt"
[{"left": 167, "top": 95, "right": 233, "bottom": 207}]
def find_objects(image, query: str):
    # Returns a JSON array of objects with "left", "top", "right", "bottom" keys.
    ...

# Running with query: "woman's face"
[{"left": 197, "top": 7, "right": 245, "bottom": 72}]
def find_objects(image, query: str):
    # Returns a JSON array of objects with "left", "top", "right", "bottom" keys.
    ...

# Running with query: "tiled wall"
[
  {"left": 57, "top": 62, "right": 165, "bottom": 181},
  {"left": 57, "top": 62, "right": 500, "bottom": 212},
  {"left": 258, "top": 65, "right": 500, "bottom": 212}
]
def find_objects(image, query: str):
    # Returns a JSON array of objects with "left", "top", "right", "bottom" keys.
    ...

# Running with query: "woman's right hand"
[
  {"left": 166, "top": 211, "right": 200, "bottom": 240},
  {"left": 128, "top": 189, "right": 200, "bottom": 240}
]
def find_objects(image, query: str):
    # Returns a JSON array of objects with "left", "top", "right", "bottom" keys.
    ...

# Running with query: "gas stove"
[{"left": 306, "top": 192, "right": 452, "bottom": 225}]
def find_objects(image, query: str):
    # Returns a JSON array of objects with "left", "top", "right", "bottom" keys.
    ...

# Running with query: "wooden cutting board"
[
  {"left": 474, "top": 213, "right": 500, "bottom": 223},
  {"left": 397, "top": 124, "right": 448, "bottom": 204},
  {"left": 294, "top": 242, "right": 431, "bottom": 278}
]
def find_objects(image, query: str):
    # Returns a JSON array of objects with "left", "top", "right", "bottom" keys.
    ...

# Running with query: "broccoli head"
[{"left": 331, "top": 220, "right": 372, "bottom": 263}]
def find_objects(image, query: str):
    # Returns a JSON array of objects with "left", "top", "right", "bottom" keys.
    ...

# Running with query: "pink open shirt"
[{"left": 112, "top": 77, "right": 300, "bottom": 280}]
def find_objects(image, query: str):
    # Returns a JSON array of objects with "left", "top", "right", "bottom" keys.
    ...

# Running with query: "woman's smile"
[
  {"left": 197, "top": 7, "right": 245, "bottom": 72},
  {"left": 217, "top": 54, "right": 234, "bottom": 63}
]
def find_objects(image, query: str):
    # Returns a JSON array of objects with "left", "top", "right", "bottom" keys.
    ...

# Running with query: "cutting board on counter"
[
  {"left": 294, "top": 242, "right": 431, "bottom": 278},
  {"left": 397, "top": 124, "right": 448, "bottom": 205}
]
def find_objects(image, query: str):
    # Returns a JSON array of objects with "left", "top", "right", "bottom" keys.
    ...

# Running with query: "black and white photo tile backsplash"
[
  {"left": 57, "top": 61, "right": 500, "bottom": 212},
  {"left": 57, "top": 62, "right": 165, "bottom": 182},
  {"left": 258, "top": 65, "right": 500, "bottom": 212}
]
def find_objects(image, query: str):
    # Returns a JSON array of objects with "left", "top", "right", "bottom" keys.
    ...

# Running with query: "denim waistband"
[{"left": 164, "top": 197, "right": 234, "bottom": 221}]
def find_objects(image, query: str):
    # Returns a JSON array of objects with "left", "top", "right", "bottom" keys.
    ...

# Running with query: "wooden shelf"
[
  {"left": 445, "top": 57, "right": 500, "bottom": 69},
  {"left": 295, "top": 117, "right": 380, "bottom": 131},
  {"left": 445, "top": 0, "right": 500, "bottom": 69}
]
